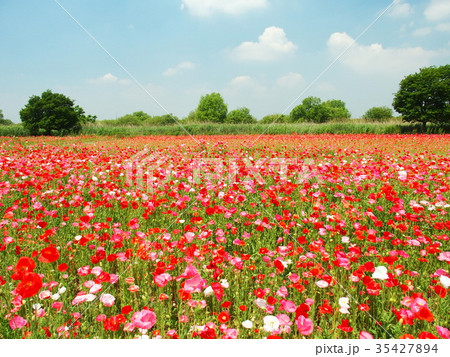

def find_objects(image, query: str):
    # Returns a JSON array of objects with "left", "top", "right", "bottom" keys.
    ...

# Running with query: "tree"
[
  {"left": 324, "top": 99, "right": 351, "bottom": 120},
  {"left": 196, "top": 92, "right": 228, "bottom": 123},
  {"left": 225, "top": 107, "right": 256, "bottom": 124},
  {"left": 260, "top": 114, "right": 289, "bottom": 124},
  {"left": 0, "top": 109, "right": 13, "bottom": 125},
  {"left": 362, "top": 106, "right": 393, "bottom": 122},
  {"left": 290, "top": 96, "right": 330, "bottom": 123},
  {"left": 20, "top": 90, "right": 94, "bottom": 135},
  {"left": 393, "top": 65, "right": 450, "bottom": 129}
]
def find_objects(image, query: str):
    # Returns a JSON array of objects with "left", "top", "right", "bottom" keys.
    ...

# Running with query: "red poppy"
[
  {"left": 11, "top": 257, "right": 36, "bottom": 280},
  {"left": 415, "top": 307, "right": 434, "bottom": 323},
  {"left": 417, "top": 331, "right": 438, "bottom": 339},
  {"left": 38, "top": 246, "right": 60, "bottom": 263},
  {"left": 274, "top": 260, "right": 285, "bottom": 273},
  {"left": 337, "top": 319, "right": 353, "bottom": 332},
  {"left": 121, "top": 305, "right": 133, "bottom": 315},
  {"left": 58, "top": 263, "right": 68, "bottom": 272},
  {"left": 218, "top": 311, "right": 230, "bottom": 323},
  {"left": 16, "top": 272, "right": 42, "bottom": 298},
  {"left": 433, "top": 285, "right": 446, "bottom": 298},
  {"left": 221, "top": 301, "right": 232, "bottom": 309}
]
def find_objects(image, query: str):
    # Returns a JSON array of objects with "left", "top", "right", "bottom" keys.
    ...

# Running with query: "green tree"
[
  {"left": 20, "top": 90, "right": 92, "bottom": 135},
  {"left": 147, "top": 114, "right": 178, "bottom": 126},
  {"left": 290, "top": 96, "right": 331, "bottom": 123},
  {"left": 74, "top": 105, "right": 97, "bottom": 124},
  {"left": 393, "top": 65, "right": 450, "bottom": 129},
  {"left": 132, "top": 111, "right": 151, "bottom": 122},
  {"left": 260, "top": 114, "right": 289, "bottom": 124},
  {"left": 225, "top": 107, "right": 256, "bottom": 124},
  {"left": 196, "top": 92, "right": 228, "bottom": 123},
  {"left": 0, "top": 109, "right": 13, "bottom": 125},
  {"left": 362, "top": 106, "right": 393, "bottom": 122},
  {"left": 324, "top": 99, "right": 351, "bottom": 120},
  {"left": 116, "top": 114, "right": 142, "bottom": 126}
]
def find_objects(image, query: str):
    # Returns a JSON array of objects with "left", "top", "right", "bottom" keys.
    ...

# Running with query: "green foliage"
[
  {"left": 19, "top": 90, "right": 93, "bottom": 135},
  {"left": 290, "top": 97, "right": 331, "bottom": 123},
  {"left": 225, "top": 107, "right": 256, "bottom": 124},
  {"left": 74, "top": 105, "right": 97, "bottom": 124},
  {"left": 145, "top": 114, "right": 178, "bottom": 126},
  {"left": 260, "top": 114, "right": 290, "bottom": 124},
  {"left": 363, "top": 106, "right": 394, "bottom": 122},
  {"left": 324, "top": 99, "right": 351, "bottom": 120},
  {"left": 393, "top": 65, "right": 450, "bottom": 128},
  {"left": 195, "top": 92, "right": 228, "bottom": 123},
  {"left": 0, "top": 109, "right": 13, "bottom": 126}
]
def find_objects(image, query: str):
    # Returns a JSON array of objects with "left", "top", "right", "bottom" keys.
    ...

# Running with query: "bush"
[
  {"left": 225, "top": 107, "right": 256, "bottom": 124},
  {"left": 363, "top": 106, "right": 394, "bottom": 122}
]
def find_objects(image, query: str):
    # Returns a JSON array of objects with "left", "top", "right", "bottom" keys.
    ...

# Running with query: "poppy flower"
[
  {"left": 11, "top": 257, "right": 35, "bottom": 280},
  {"left": 337, "top": 319, "right": 353, "bottom": 332},
  {"left": 295, "top": 315, "right": 313, "bottom": 336},
  {"left": 38, "top": 246, "right": 60, "bottom": 263},
  {"left": 131, "top": 310, "right": 156, "bottom": 330},
  {"left": 218, "top": 311, "right": 230, "bottom": 323},
  {"left": 16, "top": 272, "right": 42, "bottom": 298}
]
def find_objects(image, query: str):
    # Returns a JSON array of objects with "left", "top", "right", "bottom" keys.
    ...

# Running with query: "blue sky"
[{"left": 1, "top": 0, "right": 449, "bottom": 122}]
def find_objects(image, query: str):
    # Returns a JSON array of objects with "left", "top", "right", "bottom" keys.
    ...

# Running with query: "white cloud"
[
  {"left": 413, "top": 27, "right": 432, "bottom": 36},
  {"left": 436, "top": 22, "right": 450, "bottom": 32},
  {"left": 276, "top": 72, "right": 304, "bottom": 88},
  {"left": 327, "top": 32, "right": 436, "bottom": 75},
  {"left": 163, "top": 61, "right": 195, "bottom": 76},
  {"left": 231, "top": 26, "right": 297, "bottom": 62},
  {"left": 388, "top": 0, "right": 412, "bottom": 18},
  {"left": 227, "top": 75, "right": 266, "bottom": 94},
  {"left": 425, "top": 0, "right": 450, "bottom": 22},
  {"left": 181, "top": 0, "right": 268, "bottom": 17},
  {"left": 89, "top": 73, "right": 130, "bottom": 85}
]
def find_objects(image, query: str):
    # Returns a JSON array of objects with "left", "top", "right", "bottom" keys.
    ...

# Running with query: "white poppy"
[
  {"left": 440, "top": 275, "right": 450, "bottom": 289},
  {"left": 315, "top": 280, "right": 329, "bottom": 288},
  {"left": 372, "top": 266, "right": 389, "bottom": 280},
  {"left": 242, "top": 320, "right": 253, "bottom": 329},
  {"left": 263, "top": 315, "right": 280, "bottom": 333}
]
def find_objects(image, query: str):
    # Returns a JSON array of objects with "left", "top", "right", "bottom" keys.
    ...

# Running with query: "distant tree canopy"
[
  {"left": 290, "top": 96, "right": 351, "bottom": 123},
  {"left": 112, "top": 111, "right": 178, "bottom": 126},
  {"left": 0, "top": 109, "right": 13, "bottom": 125},
  {"left": 225, "top": 107, "right": 257, "bottom": 124},
  {"left": 20, "top": 90, "right": 95, "bottom": 135},
  {"left": 393, "top": 65, "right": 450, "bottom": 128},
  {"left": 363, "top": 106, "right": 394, "bottom": 121},
  {"left": 260, "top": 114, "right": 290, "bottom": 124},
  {"left": 196, "top": 92, "right": 228, "bottom": 123}
]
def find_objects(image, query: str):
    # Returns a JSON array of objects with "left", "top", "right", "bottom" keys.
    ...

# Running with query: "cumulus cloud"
[
  {"left": 412, "top": 27, "right": 432, "bottom": 36},
  {"left": 231, "top": 26, "right": 297, "bottom": 62},
  {"left": 327, "top": 32, "right": 436, "bottom": 75},
  {"left": 163, "top": 61, "right": 195, "bottom": 76},
  {"left": 436, "top": 22, "right": 450, "bottom": 31},
  {"left": 180, "top": 0, "right": 268, "bottom": 17},
  {"left": 89, "top": 73, "right": 130, "bottom": 85},
  {"left": 425, "top": 0, "right": 450, "bottom": 22},
  {"left": 388, "top": 0, "right": 412, "bottom": 18},
  {"left": 276, "top": 72, "right": 304, "bottom": 88}
]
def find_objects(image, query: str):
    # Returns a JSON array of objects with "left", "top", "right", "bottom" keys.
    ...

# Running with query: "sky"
[{"left": 0, "top": 0, "right": 449, "bottom": 122}]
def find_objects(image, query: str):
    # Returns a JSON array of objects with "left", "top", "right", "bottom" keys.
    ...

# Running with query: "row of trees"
[{"left": 3, "top": 64, "right": 448, "bottom": 134}]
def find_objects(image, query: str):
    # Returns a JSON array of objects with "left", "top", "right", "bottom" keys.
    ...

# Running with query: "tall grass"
[{"left": 1, "top": 121, "right": 448, "bottom": 137}]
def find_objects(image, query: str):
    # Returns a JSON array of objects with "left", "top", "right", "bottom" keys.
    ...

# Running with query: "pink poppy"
[
  {"left": 154, "top": 273, "right": 171, "bottom": 288},
  {"left": 99, "top": 293, "right": 115, "bottom": 307},
  {"left": 9, "top": 316, "right": 27, "bottom": 330},
  {"left": 436, "top": 326, "right": 449, "bottom": 339},
  {"left": 131, "top": 309, "right": 156, "bottom": 330},
  {"left": 295, "top": 315, "right": 313, "bottom": 336},
  {"left": 359, "top": 331, "right": 374, "bottom": 339}
]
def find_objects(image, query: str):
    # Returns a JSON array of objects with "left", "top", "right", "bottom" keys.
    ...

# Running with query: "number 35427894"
[{"left": 375, "top": 344, "right": 438, "bottom": 354}]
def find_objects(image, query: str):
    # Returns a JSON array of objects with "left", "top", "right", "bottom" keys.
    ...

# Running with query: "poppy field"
[{"left": 0, "top": 134, "right": 449, "bottom": 339}]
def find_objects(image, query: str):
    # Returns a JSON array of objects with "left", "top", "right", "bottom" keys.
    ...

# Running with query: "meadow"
[{"left": 0, "top": 134, "right": 449, "bottom": 339}]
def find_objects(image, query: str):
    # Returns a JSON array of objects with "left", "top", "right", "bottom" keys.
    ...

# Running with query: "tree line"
[{"left": 1, "top": 65, "right": 448, "bottom": 134}]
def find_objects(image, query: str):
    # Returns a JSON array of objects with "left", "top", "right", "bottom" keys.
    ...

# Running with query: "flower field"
[{"left": 0, "top": 134, "right": 449, "bottom": 339}]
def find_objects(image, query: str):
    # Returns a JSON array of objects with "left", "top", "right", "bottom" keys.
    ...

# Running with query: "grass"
[{"left": 1, "top": 121, "right": 448, "bottom": 137}]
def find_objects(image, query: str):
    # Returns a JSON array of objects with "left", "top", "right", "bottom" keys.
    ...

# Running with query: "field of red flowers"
[{"left": 0, "top": 134, "right": 449, "bottom": 339}]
